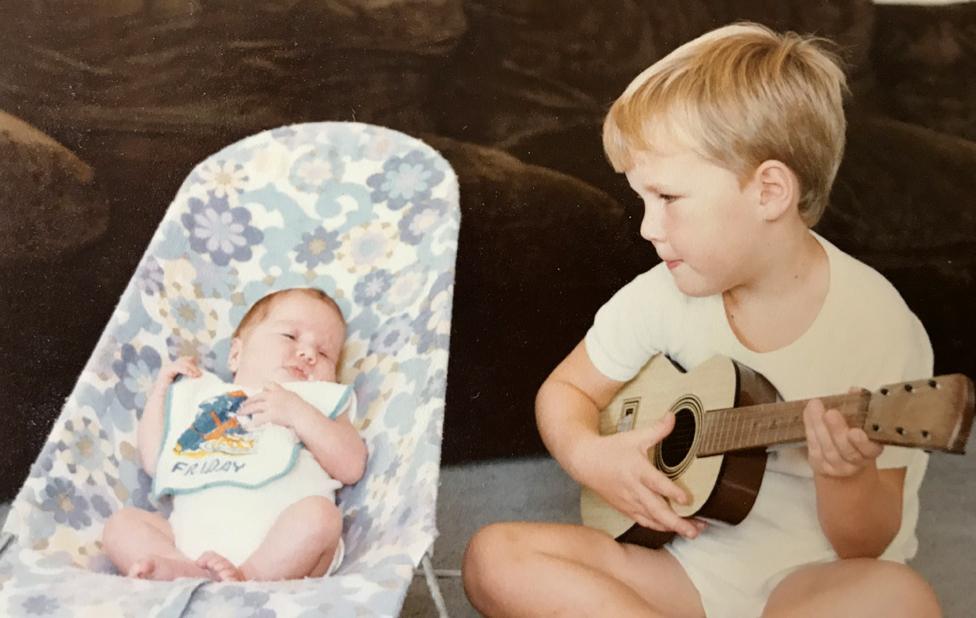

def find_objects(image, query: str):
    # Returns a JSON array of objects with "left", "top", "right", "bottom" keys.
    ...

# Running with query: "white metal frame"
[{"left": 416, "top": 549, "right": 461, "bottom": 618}]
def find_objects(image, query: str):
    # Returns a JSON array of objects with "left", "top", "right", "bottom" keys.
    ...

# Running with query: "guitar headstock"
[{"left": 865, "top": 374, "right": 975, "bottom": 454}]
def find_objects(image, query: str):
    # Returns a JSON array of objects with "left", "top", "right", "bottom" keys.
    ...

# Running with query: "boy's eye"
[
  {"left": 660, "top": 193, "right": 680, "bottom": 204},
  {"left": 281, "top": 333, "right": 296, "bottom": 340}
]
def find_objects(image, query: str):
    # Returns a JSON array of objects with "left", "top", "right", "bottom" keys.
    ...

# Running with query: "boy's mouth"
[{"left": 665, "top": 259, "right": 682, "bottom": 270}]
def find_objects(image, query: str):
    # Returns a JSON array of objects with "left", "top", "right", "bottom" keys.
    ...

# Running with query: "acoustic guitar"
[{"left": 579, "top": 354, "right": 974, "bottom": 548}]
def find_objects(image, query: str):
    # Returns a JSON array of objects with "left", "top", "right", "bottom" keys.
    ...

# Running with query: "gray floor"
[{"left": 2, "top": 455, "right": 973, "bottom": 616}]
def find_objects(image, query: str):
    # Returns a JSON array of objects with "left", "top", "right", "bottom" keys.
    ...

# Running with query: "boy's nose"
[
  {"left": 640, "top": 208, "right": 665, "bottom": 243},
  {"left": 298, "top": 347, "right": 316, "bottom": 364}
]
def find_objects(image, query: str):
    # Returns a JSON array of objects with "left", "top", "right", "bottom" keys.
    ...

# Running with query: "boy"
[
  {"left": 463, "top": 23, "right": 942, "bottom": 617},
  {"left": 102, "top": 287, "right": 367, "bottom": 582}
]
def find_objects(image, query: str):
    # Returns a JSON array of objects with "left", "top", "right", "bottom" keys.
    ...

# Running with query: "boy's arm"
[
  {"left": 240, "top": 383, "right": 367, "bottom": 485},
  {"left": 804, "top": 398, "right": 904, "bottom": 558},
  {"left": 537, "top": 341, "right": 700, "bottom": 539},
  {"left": 815, "top": 466, "right": 905, "bottom": 559}
]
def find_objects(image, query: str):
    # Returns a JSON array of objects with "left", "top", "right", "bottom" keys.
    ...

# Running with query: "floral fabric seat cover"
[{"left": 0, "top": 122, "right": 459, "bottom": 617}]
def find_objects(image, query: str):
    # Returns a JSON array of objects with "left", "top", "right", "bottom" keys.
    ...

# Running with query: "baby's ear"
[
  {"left": 227, "top": 337, "right": 242, "bottom": 373},
  {"left": 755, "top": 159, "right": 797, "bottom": 222}
]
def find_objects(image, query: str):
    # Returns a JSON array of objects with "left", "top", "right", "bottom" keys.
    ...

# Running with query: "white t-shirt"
[{"left": 585, "top": 233, "right": 932, "bottom": 562}]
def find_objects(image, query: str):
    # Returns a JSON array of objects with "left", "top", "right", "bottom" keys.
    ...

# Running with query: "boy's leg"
[
  {"left": 217, "top": 495, "right": 342, "bottom": 581},
  {"left": 463, "top": 522, "right": 705, "bottom": 618},
  {"left": 762, "top": 559, "right": 941, "bottom": 618},
  {"left": 101, "top": 506, "right": 210, "bottom": 580}
]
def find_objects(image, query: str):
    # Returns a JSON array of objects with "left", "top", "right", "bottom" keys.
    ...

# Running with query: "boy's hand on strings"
[
  {"left": 578, "top": 412, "right": 704, "bottom": 539},
  {"left": 803, "top": 394, "right": 883, "bottom": 478},
  {"left": 239, "top": 382, "right": 317, "bottom": 430}
]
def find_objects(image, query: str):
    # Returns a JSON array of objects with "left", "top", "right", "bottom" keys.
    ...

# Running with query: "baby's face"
[{"left": 229, "top": 294, "right": 345, "bottom": 387}]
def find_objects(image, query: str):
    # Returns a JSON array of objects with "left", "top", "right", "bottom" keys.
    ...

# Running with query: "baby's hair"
[
  {"left": 233, "top": 287, "right": 344, "bottom": 339},
  {"left": 603, "top": 22, "right": 848, "bottom": 226}
]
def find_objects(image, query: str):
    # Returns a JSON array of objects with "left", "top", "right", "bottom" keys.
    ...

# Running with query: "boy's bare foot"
[
  {"left": 196, "top": 551, "right": 246, "bottom": 582},
  {"left": 128, "top": 555, "right": 210, "bottom": 581}
]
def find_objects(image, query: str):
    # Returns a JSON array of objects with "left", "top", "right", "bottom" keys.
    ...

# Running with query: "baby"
[{"left": 102, "top": 287, "right": 368, "bottom": 582}]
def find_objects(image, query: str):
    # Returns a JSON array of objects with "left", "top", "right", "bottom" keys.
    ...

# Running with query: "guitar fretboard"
[{"left": 696, "top": 393, "right": 870, "bottom": 456}]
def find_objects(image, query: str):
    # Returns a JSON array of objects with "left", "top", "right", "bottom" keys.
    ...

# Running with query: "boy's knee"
[
  {"left": 462, "top": 523, "right": 524, "bottom": 593},
  {"left": 874, "top": 562, "right": 941, "bottom": 615}
]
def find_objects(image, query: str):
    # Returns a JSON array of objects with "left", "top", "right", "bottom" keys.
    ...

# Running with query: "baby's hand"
[
  {"left": 803, "top": 395, "right": 883, "bottom": 478},
  {"left": 238, "top": 382, "right": 316, "bottom": 430},
  {"left": 155, "top": 357, "right": 202, "bottom": 390}
]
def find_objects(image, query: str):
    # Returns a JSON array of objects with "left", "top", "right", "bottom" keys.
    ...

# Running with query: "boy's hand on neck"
[
  {"left": 803, "top": 397, "right": 883, "bottom": 478},
  {"left": 803, "top": 396, "right": 903, "bottom": 558}
]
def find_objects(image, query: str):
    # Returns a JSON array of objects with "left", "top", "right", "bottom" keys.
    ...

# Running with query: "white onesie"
[
  {"left": 584, "top": 233, "right": 933, "bottom": 618},
  {"left": 153, "top": 372, "right": 354, "bottom": 570}
]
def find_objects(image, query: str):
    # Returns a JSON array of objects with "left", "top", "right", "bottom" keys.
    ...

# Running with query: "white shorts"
[
  {"left": 664, "top": 468, "right": 915, "bottom": 618},
  {"left": 169, "top": 451, "right": 344, "bottom": 574},
  {"left": 664, "top": 471, "right": 840, "bottom": 618}
]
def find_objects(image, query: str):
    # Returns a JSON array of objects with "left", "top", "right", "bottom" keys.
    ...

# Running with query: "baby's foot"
[
  {"left": 128, "top": 555, "right": 210, "bottom": 581},
  {"left": 196, "top": 551, "right": 246, "bottom": 582}
]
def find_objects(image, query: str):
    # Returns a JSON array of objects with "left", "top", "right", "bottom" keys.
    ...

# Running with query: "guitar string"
[{"left": 636, "top": 399, "right": 867, "bottom": 454}]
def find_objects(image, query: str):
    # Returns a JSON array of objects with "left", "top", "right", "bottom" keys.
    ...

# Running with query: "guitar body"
[
  {"left": 580, "top": 354, "right": 779, "bottom": 548},
  {"left": 580, "top": 354, "right": 974, "bottom": 548}
]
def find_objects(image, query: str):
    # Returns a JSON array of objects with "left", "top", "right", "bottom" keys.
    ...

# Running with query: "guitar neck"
[{"left": 696, "top": 392, "right": 870, "bottom": 456}]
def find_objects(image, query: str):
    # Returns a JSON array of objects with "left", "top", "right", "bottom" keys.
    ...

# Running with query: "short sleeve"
[
  {"left": 284, "top": 382, "right": 354, "bottom": 420},
  {"left": 584, "top": 266, "right": 671, "bottom": 382},
  {"left": 335, "top": 389, "right": 357, "bottom": 421}
]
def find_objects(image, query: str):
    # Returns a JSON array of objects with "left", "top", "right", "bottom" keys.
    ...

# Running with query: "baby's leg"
[
  {"left": 232, "top": 496, "right": 343, "bottom": 581},
  {"left": 101, "top": 506, "right": 210, "bottom": 580},
  {"left": 463, "top": 522, "right": 706, "bottom": 618}
]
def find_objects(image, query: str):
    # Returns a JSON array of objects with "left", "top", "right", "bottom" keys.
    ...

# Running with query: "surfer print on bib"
[{"left": 153, "top": 372, "right": 353, "bottom": 498}]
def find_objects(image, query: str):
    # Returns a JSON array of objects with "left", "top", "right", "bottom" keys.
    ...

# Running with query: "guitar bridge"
[{"left": 617, "top": 399, "right": 639, "bottom": 433}]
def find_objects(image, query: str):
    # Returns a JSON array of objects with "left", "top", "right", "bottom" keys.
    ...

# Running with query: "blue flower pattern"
[
  {"left": 400, "top": 198, "right": 449, "bottom": 245},
  {"left": 181, "top": 195, "right": 263, "bottom": 266},
  {"left": 1, "top": 123, "right": 458, "bottom": 617},
  {"left": 135, "top": 257, "right": 165, "bottom": 296},
  {"left": 369, "top": 314, "right": 415, "bottom": 356},
  {"left": 112, "top": 345, "right": 160, "bottom": 412},
  {"left": 40, "top": 478, "right": 91, "bottom": 530},
  {"left": 21, "top": 595, "right": 59, "bottom": 615},
  {"left": 353, "top": 269, "right": 393, "bottom": 306},
  {"left": 367, "top": 150, "right": 445, "bottom": 210},
  {"left": 295, "top": 227, "right": 340, "bottom": 269}
]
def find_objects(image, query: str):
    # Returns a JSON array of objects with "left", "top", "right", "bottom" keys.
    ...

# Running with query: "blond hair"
[
  {"left": 603, "top": 22, "right": 848, "bottom": 226},
  {"left": 232, "top": 287, "right": 344, "bottom": 339}
]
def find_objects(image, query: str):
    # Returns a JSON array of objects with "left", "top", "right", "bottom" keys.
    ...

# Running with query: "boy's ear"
[
  {"left": 754, "top": 160, "right": 797, "bottom": 222},
  {"left": 228, "top": 337, "right": 242, "bottom": 373}
]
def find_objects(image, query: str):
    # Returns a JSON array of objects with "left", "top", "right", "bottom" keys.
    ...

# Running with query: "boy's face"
[
  {"left": 624, "top": 139, "right": 765, "bottom": 297},
  {"left": 228, "top": 293, "right": 346, "bottom": 387}
]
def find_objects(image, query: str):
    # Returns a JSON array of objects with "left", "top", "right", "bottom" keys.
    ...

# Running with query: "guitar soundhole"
[
  {"left": 661, "top": 408, "right": 696, "bottom": 468},
  {"left": 656, "top": 397, "right": 701, "bottom": 478}
]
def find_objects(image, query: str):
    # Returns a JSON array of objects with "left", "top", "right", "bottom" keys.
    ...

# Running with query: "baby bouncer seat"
[{"left": 0, "top": 122, "right": 459, "bottom": 616}]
